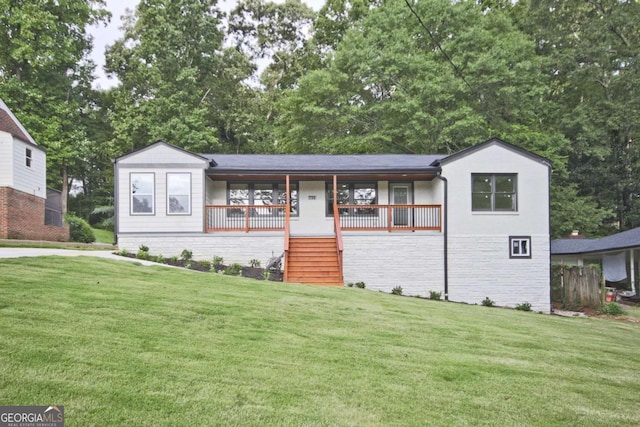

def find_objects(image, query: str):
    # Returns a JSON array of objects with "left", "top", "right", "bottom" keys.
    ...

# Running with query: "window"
[
  {"left": 472, "top": 174, "right": 517, "bottom": 211},
  {"left": 131, "top": 173, "right": 154, "bottom": 214},
  {"left": 167, "top": 173, "right": 191, "bottom": 215},
  {"left": 228, "top": 182, "right": 298, "bottom": 216},
  {"left": 25, "top": 148, "right": 32, "bottom": 167},
  {"left": 326, "top": 182, "right": 377, "bottom": 216},
  {"left": 510, "top": 236, "right": 531, "bottom": 259}
]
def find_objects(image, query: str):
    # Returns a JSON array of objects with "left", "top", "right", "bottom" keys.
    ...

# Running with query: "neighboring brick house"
[{"left": 0, "top": 98, "right": 68, "bottom": 241}]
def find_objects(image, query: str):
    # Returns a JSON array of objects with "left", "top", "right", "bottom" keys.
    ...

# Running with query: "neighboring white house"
[
  {"left": 0, "top": 98, "right": 68, "bottom": 241},
  {"left": 114, "top": 138, "right": 551, "bottom": 312}
]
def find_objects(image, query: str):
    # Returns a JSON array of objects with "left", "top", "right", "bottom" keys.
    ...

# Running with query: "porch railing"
[
  {"left": 338, "top": 204, "right": 441, "bottom": 232},
  {"left": 205, "top": 205, "right": 286, "bottom": 232}
]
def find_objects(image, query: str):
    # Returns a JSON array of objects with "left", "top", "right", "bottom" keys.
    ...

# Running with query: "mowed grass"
[
  {"left": 91, "top": 227, "right": 114, "bottom": 244},
  {"left": 0, "top": 257, "right": 639, "bottom": 426}
]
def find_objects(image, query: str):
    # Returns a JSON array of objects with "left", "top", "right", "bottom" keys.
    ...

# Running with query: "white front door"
[{"left": 390, "top": 184, "right": 412, "bottom": 227}]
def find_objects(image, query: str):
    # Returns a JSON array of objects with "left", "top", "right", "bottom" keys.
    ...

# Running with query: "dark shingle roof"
[
  {"left": 203, "top": 154, "right": 445, "bottom": 175},
  {"left": 551, "top": 226, "right": 640, "bottom": 255}
]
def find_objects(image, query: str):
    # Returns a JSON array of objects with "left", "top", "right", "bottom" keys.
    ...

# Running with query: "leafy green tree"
[
  {"left": 0, "top": 0, "right": 109, "bottom": 214},
  {"left": 105, "top": 0, "right": 254, "bottom": 154},
  {"left": 521, "top": 0, "right": 640, "bottom": 233}
]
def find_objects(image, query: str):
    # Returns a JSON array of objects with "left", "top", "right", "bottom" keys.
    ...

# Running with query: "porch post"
[
  {"left": 631, "top": 249, "right": 637, "bottom": 295},
  {"left": 333, "top": 175, "right": 338, "bottom": 213}
]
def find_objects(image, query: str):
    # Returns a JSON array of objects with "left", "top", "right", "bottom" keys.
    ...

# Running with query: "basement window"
[
  {"left": 510, "top": 236, "right": 531, "bottom": 259},
  {"left": 26, "top": 148, "right": 32, "bottom": 167}
]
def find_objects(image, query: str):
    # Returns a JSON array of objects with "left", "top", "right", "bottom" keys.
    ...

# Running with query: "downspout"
[
  {"left": 112, "top": 158, "right": 118, "bottom": 245},
  {"left": 436, "top": 173, "right": 448, "bottom": 301}
]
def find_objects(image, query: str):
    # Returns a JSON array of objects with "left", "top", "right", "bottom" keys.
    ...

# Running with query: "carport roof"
[{"left": 551, "top": 226, "right": 640, "bottom": 255}]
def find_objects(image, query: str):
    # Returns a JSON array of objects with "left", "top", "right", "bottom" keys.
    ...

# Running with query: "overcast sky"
[{"left": 90, "top": 0, "right": 325, "bottom": 89}]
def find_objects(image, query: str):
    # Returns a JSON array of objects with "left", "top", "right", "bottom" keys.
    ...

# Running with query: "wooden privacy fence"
[{"left": 552, "top": 265, "right": 603, "bottom": 309}]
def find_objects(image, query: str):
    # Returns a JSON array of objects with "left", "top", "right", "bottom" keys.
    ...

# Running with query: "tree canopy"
[{"left": 1, "top": 0, "right": 639, "bottom": 238}]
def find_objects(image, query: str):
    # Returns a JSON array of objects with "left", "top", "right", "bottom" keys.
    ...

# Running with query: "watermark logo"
[{"left": 0, "top": 406, "right": 64, "bottom": 427}]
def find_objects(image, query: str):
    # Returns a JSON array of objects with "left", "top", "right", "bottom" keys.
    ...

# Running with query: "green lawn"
[
  {"left": 0, "top": 257, "right": 639, "bottom": 426},
  {"left": 91, "top": 227, "right": 114, "bottom": 244}
]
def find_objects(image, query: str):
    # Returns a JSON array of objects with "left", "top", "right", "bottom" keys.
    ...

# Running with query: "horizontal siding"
[
  {"left": 0, "top": 133, "right": 13, "bottom": 186},
  {"left": 342, "top": 233, "right": 444, "bottom": 297},
  {"left": 117, "top": 233, "right": 284, "bottom": 266},
  {"left": 11, "top": 138, "right": 46, "bottom": 198},
  {"left": 447, "top": 234, "right": 550, "bottom": 312},
  {"left": 118, "top": 144, "right": 207, "bottom": 165},
  {"left": 117, "top": 168, "right": 205, "bottom": 233}
]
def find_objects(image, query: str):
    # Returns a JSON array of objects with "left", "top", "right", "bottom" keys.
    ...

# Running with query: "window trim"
[
  {"left": 166, "top": 172, "right": 192, "bottom": 215},
  {"left": 509, "top": 236, "right": 531, "bottom": 259},
  {"left": 25, "top": 148, "right": 32, "bottom": 168},
  {"left": 130, "top": 172, "right": 155, "bottom": 215},
  {"left": 472, "top": 173, "right": 517, "bottom": 212},
  {"left": 326, "top": 181, "right": 378, "bottom": 217},
  {"left": 226, "top": 181, "right": 299, "bottom": 217}
]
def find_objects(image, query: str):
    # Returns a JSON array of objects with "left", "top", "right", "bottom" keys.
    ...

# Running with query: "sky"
[{"left": 90, "top": 0, "right": 325, "bottom": 89}]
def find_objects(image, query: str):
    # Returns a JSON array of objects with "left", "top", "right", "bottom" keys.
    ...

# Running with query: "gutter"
[{"left": 436, "top": 173, "right": 448, "bottom": 301}]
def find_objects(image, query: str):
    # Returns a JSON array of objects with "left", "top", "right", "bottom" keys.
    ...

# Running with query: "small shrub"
[
  {"left": 249, "top": 259, "right": 261, "bottom": 268},
  {"left": 139, "top": 244, "right": 150, "bottom": 253},
  {"left": 136, "top": 250, "right": 150, "bottom": 260},
  {"left": 184, "top": 261, "right": 192, "bottom": 269},
  {"left": 598, "top": 302, "right": 625, "bottom": 316},
  {"left": 481, "top": 297, "right": 495, "bottom": 307},
  {"left": 263, "top": 270, "right": 270, "bottom": 280},
  {"left": 346, "top": 283, "right": 354, "bottom": 288},
  {"left": 169, "top": 256, "right": 178, "bottom": 264},
  {"left": 515, "top": 302, "right": 532, "bottom": 312},
  {"left": 154, "top": 254, "right": 165, "bottom": 263},
  {"left": 224, "top": 263, "right": 242, "bottom": 276},
  {"left": 212, "top": 256, "right": 224, "bottom": 267},
  {"left": 391, "top": 286, "right": 403, "bottom": 295},
  {"left": 199, "top": 260, "right": 211, "bottom": 270},
  {"left": 355, "top": 281, "right": 366, "bottom": 289},
  {"left": 429, "top": 290, "right": 442, "bottom": 301},
  {"left": 65, "top": 214, "right": 96, "bottom": 243},
  {"left": 180, "top": 249, "right": 193, "bottom": 262},
  {"left": 118, "top": 249, "right": 129, "bottom": 257}
]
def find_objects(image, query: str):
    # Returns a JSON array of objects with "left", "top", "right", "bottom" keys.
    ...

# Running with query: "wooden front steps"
[{"left": 285, "top": 237, "right": 343, "bottom": 286}]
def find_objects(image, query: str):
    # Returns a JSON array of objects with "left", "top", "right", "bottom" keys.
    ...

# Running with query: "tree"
[
  {"left": 0, "top": 0, "right": 110, "bottom": 215},
  {"left": 521, "top": 0, "right": 640, "bottom": 233},
  {"left": 105, "top": 0, "right": 254, "bottom": 154}
]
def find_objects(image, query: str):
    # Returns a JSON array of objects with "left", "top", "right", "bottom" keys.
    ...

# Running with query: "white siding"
[
  {"left": 291, "top": 180, "right": 333, "bottom": 235},
  {"left": 442, "top": 143, "right": 551, "bottom": 312},
  {"left": 116, "top": 143, "right": 209, "bottom": 235},
  {"left": 2, "top": 136, "right": 46, "bottom": 199},
  {"left": 0, "top": 132, "right": 13, "bottom": 187},
  {"left": 342, "top": 233, "right": 444, "bottom": 296},
  {"left": 118, "top": 233, "right": 284, "bottom": 265}
]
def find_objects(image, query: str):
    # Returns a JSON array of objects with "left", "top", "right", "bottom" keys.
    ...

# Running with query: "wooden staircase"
[{"left": 285, "top": 237, "right": 343, "bottom": 286}]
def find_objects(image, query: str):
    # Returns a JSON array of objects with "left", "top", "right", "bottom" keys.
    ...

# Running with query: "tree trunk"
[{"left": 61, "top": 166, "right": 69, "bottom": 216}]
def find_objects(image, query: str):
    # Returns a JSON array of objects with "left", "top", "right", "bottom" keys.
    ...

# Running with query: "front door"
[{"left": 390, "top": 184, "right": 412, "bottom": 227}]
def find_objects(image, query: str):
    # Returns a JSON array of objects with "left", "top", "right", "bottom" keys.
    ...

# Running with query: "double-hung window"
[
  {"left": 326, "top": 183, "right": 377, "bottom": 216},
  {"left": 131, "top": 173, "right": 155, "bottom": 215},
  {"left": 472, "top": 174, "right": 517, "bottom": 211},
  {"left": 25, "top": 148, "right": 32, "bottom": 168},
  {"left": 167, "top": 173, "right": 191, "bottom": 215}
]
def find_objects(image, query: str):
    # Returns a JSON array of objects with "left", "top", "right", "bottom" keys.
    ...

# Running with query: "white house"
[
  {"left": 0, "top": 98, "right": 68, "bottom": 241},
  {"left": 114, "top": 138, "right": 551, "bottom": 312}
]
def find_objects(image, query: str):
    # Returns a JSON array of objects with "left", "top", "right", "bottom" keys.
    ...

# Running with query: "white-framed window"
[
  {"left": 227, "top": 182, "right": 298, "bottom": 216},
  {"left": 472, "top": 174, "right": 517, "bottom": 211},
  {"left": 167, "top": 173, "right": 191, "bottom": 215},
  {"left": 130, "top": 173, "right": 155, "bottom": 215},
  {"left": 510, "top": 236, "right": 531, "bottom": 259},
  {"left": 326, "top": 182, "right": 377, "bottom": 216},
  {"left": 25, "top": 148, "right": 32, "bottom": 167}
]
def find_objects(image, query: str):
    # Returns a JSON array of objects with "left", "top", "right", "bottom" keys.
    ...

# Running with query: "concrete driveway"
[{"left": 0, "top": 248, "right": 165, "bottom": 267}]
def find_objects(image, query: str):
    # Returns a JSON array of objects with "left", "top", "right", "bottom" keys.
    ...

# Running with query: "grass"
[
  {"left": 1, "top": 257, "right": 639, "bottom": 426},
  {"left": 91, "top": 227, "right": 114, "bottom": 244}
]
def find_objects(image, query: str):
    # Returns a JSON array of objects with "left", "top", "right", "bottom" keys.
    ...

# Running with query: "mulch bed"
[{"left": 116, "top": 252, "right": 283, "bottom": 282}]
